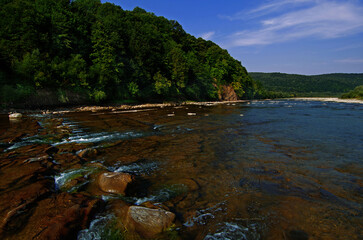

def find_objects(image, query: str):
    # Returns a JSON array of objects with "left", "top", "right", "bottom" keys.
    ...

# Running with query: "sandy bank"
[{"left": 291, "top": 97, "right": 363, "bottom": 104}]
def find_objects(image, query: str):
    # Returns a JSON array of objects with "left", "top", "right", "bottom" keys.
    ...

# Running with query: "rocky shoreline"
[
  {"left": 3, "top": 97, "right": 362, "bottom": 116},
  {"left": 1, "top": 100, "right": 247, "bottom": 115},
  {"left": 0, "top": 114, "right": 179, "bottom": 239}
]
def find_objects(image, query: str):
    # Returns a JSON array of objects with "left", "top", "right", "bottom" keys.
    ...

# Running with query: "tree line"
[
  {"left": 0, "top": 0, "right": 257, "bottom": 106},
  {"left": 250, "top": 72, "right": 363, "bottom": 97}
]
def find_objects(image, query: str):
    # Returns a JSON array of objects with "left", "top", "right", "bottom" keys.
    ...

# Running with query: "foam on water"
[
  {"left": 134, "top": 184, "right": 188, "bottom": 205},
  {"left": 184, "top": 202, "right": 226, "bottom": 227},
  {"left": 5, "top": 114, "right": 145, "bottom": 151},
  {"left": 204, "top": 222, "right": 260, "bottom": 240},
  {"left": 77, "top": 214, "right": 115, "bottom": 240},
  {"left": 5, "top": 135, "right": 50, "bottom": 151},
  {"left": 54, "top": 167, "right": 99, "bottom": 191},
  {"left": 111, "top": 161, "right": 158, "bottom": 175},
  {"left": 54, "top": 131, "right": 143, "bottom": 145}
]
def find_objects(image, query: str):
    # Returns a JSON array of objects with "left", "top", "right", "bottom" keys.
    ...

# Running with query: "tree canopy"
[
  {"left": 0, "top": 0, "right": 257, "bottom": 105},
  {"left": 250, "top": 72, "right": 363, "bottom": 97}
]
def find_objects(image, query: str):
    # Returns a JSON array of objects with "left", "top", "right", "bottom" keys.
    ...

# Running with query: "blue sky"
[{"left": 102, "top": 0, "right": 363, "bottom": 75}]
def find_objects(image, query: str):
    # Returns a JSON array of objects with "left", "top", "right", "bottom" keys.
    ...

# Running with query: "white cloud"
[
  {"left": 219, "top": 0, "right": 315, "bottom": 21},
  {"left": 335, "top": 58, "right": 363, "bottom": 64},
  {"left": 248, "top": 0, "right": 315, "bottom": 15},
  {"left": 200, "top": 31, "right": 215, "bottom": 40},
  {"left": 225, "top": 0, "right": 363, "bottom": 47},
  {"left": 334, "top": 44, "right": 363, "bottom": 51}
]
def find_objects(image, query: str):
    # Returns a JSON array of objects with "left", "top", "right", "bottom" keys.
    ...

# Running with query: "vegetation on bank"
[
  {"left": 0, "top": 0, "right": 259, "bottom": 108},
  {"left": 341, "top": 85, "right": 363, "bottom": 100},
  {"left": 250, "top": 72, "right": 363, "bottom": 97}
]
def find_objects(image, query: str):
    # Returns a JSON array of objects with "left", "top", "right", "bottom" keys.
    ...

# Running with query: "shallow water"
[{"left": 3, "top": 100, "right": 363, "bottom": 239}]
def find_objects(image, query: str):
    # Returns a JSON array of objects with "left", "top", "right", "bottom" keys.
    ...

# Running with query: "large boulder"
[
  {"left": 98, "top": 172, "right": 134, "bottom": 194},
  {"left": 126, "top": 206, "right": 175, "bottom": 238}
]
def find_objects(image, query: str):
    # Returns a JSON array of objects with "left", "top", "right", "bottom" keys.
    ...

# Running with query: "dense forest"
[
  {"left": 250, "top": 72, "right": 363, "bottom": 97},
  {"left": 0, "top": 0, "right": 258, "bottom": 107},
  {"left": 341, "top": 85, "right": 363, "bottom": 100}
]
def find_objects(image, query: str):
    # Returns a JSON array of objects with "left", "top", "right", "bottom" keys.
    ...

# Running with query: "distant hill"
[{"left": 250, "top": 72, "right": 363, "bottom": 97}]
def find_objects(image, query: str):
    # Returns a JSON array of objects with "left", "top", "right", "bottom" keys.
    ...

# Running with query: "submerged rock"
[
  {"left": 126, "top": 206, "right": 175, "bottom": 238},
  {"left": 77, "top": 148, "right": 98, "bottom": 158},
  {"left": 98, "top": 172, "right": 134, "bottom": 194},
  {"left": 6, "top": 192, "right": 102, "bottom": 240},
  {"left": 8, "top": 133, "right": 26, "bottom": 143},
  {"left": 45, "top": 146, "right": 59, "bottom": 155},
  {"left": 38, "top": 195, "right": 101, "bottom": 240}
]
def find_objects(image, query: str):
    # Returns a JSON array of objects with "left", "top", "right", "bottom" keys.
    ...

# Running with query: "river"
[{"left": 1, "top": 100, "right": 362, "bottom": 239}]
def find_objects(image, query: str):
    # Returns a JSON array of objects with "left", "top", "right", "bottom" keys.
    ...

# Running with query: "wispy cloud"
[
  {"left": 219, "top": 0, "right": 315, "bottom": 21},
  {"left": 225, "top": 0, "right": 363, "bottom": 47},
  {"left": 335, "top": 58, "right": 363, "bottom": 64},
  {"left": 248, "top": 0, "right": 314, "bottom": 15},
  {"left": 333, "top": 44, "right": 363, "bottom": 52},
  {"left": 200, "top": 31, "right": 215, "bottom": 40}
]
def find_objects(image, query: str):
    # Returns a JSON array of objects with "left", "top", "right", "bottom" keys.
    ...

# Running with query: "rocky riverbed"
[
  {"left": 0, "top": 111, "right": 180, "bottom": 239},
  {"left": 0, "top": 100, "right": 362, "bottom": 239}
]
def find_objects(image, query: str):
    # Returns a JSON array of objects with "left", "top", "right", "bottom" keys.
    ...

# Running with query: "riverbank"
[
  {"left": 1, "top": 100, "right": 248, "bottom": 115},
  {"left": 291, "top": 97, "right": 363, "bottom": 104},
  {"left": 3, "top": 97, "right": 363, "bottom": 116}
]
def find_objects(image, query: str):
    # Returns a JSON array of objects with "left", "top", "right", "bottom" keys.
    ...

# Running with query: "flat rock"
[
  {"left": 98, "top": 172, "right": 134, "bottom": 194},
  {"left": 126, "top": 206, "right": 175, "bottom": 238},
  {"left": 1, "top": 192, "right": 102, "bottom": 239},
  {"left": 77, "top": 148, "right": 98, "bottom": 158}
]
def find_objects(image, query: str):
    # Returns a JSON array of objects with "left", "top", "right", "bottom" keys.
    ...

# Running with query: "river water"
[{"left": 3, "top": 100, "right": 363, "bottom": 239}]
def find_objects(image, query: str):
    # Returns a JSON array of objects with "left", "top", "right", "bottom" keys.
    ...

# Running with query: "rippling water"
[
  {"left": 61, "top": 100, "right": 361, "bottom": 239},
  {"left": 4, "top": 100, "right": 363, "bottom": 239}
]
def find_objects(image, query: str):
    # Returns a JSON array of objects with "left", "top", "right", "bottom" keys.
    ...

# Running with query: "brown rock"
[
  {"left": 9, "top": 133, "right": 26, "bottom": 143},
  {"left": 126, "top": 206, "right": 175, "bottom": 238},
  {"left": 98, "top": 172, "right": 134, "bottom": 194},
  {"left": 45, "top": 146, "right": 59, "bottom": 155},
  {"left": 108, "top": 199, "right": 130, "bottom": 219},
  {"left": 0, "top": 179, "right": 54, "bottom": 233},
  {"left": 41, "top": 197, "right": 101, "bottom": 240},
  {"left": 213, "top": 83, "right": 238, "bottom": 101},
  {"left": 5, "top": 192, "right": 102, "bottom": 240},
  {"left": 177, "top": 178, "right": 200, "bottom": 192},
  {"left": 53, "top": 153, "right": 82, "bottom": 167},
  {"left": 78, "top": 148, "right": 98, "bottom": 158},
  {"left": 221, "top": 85, "right": 238, "bottom": 101},
  {"left": 56, "top": 143, "right": 93, "bottom": 153}
]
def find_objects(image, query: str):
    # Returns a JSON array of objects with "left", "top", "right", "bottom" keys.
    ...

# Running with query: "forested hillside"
[
  {"left": 0, "top": 0, "right": 257, "bottom": 107},
  {"left": 341, "top": 85, "right": 363, "bottom": 100},
  {"left": 250, "top": 72, "right": 363, "bottom": 97}
]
